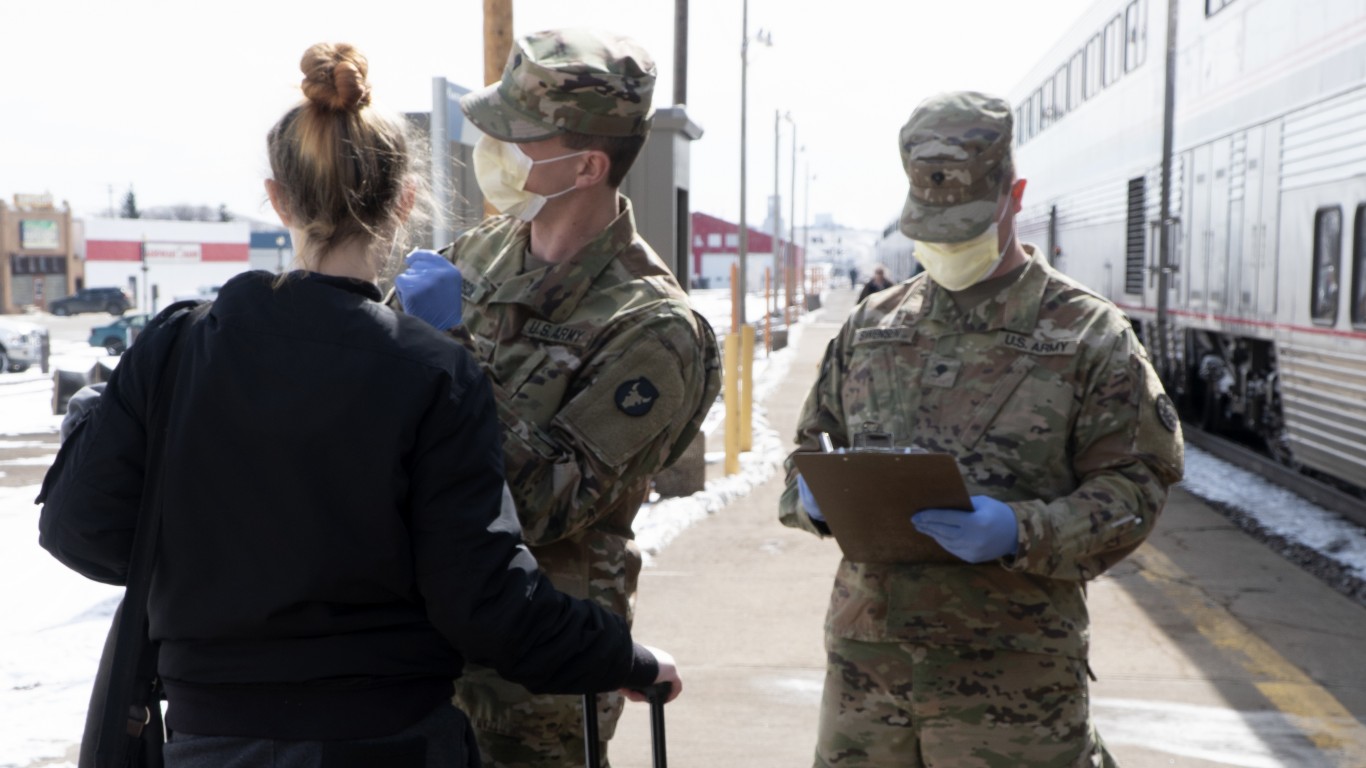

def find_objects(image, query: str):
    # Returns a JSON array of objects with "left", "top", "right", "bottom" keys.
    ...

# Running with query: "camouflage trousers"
[
  {"left": 815, "top": 636, "right": 1117, "bottom": 768},
  {"left": 454, "top": 662, "right": 624, "bottom": 768}
]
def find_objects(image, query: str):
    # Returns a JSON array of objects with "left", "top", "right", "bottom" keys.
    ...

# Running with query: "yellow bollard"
[
  {"left": 740, "top": 324, "right": 755, "bottom": 452},
  {"left": 724, "top": 331, "right": 740, "bottom": 476}
]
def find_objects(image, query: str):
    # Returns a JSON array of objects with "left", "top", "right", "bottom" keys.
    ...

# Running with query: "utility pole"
[
  {"left": 788, "top": 126, "right": 797, "bottom": 309},
  {"left": 738, "top": 0, "right": 750, "bottom": 325},
  {"left": 674, "top": 0, "right": 688, "bottom": 106},
  {"left": 140, "top": 235, "right": 149, "bottom": 312},
  {"left": 483, "top": 0, "right": 513, "bottom": 218},
  {"left": 773, "top": 109, "right": 782, "bottom": 309},
  {"left": 484, "top": 0, "right": 513, "bottom": 86},
  {"left": 803, "top": 161, "right": 812, "bottom": 292},
  {"left": 1156, "top": 0, "right": 1179, "bottom": 384}
]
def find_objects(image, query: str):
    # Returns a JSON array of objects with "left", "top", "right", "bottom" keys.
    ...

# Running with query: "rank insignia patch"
[{"left": 615, "top": 377, "right": 659, "bottom": 417}]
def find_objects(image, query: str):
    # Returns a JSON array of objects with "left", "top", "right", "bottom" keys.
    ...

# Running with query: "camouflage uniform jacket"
[
  {"left": 441, "top": 197, "right": 720, "bottom": 621},
  {"left": 779, "top": 246, "right": 1183, "bottom": 658}
]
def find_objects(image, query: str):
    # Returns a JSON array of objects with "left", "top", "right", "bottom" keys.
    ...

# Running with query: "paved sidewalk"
[{"left": 612, "top": 289, "right": 853, "bottom": 766}]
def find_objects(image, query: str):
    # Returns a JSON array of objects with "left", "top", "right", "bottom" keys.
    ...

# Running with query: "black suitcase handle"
[{"left": 584, "top": 682, "right": 671, "bottom": 768}]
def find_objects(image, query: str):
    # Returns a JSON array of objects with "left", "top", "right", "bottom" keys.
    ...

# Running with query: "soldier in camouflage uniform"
[
  {"left": 779, "top": 91, "right": 1184, "bottom": 767},
  {"left": 395, "top": 28, "right": 721, "bottom": 768}
]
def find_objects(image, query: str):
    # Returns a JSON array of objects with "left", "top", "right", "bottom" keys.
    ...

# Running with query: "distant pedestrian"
[
  {"left": 39, "top": 41, "right": 678, "bottom": 767},
  {"left": 781, "top": 90, "right": 1184, "bottom": 767},
  {"left": 857, "top": 266, "right": 894, "bottom": 302},
  {"left": 849, "top": 266, "right": 860, "bottom": 288}
]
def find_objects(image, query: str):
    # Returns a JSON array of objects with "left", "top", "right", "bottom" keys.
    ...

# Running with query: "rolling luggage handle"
[{"left": 583, "top": 682, "right": 671, "bottom": 768}]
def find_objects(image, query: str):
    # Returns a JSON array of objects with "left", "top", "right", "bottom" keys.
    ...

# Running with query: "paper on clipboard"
[{"left": 793, "top": 452, "right": 972, "bottom": 564}]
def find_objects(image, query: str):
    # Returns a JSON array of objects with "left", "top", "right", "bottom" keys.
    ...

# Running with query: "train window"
[
  {"left": 1031, "top": 89, "right": 1044, "bottom": 134},
  {"left": 1124, "top": 0, "right": 1145, "bottom": 72},
  {"left": 1069, "top": 51, "right": 1085, "bottom": 108},
  {"left": 1085, "top": 35, "right": 1102, "bottom": 97},
  {"left": 1104, "top": 16, "right": 1123, "bottom": 85},
  {"left": 1353, "top": 205, "right": 1366, "bottom": 329},
  {"left": 1311, "top": 206, "right": 1342, "bottom": 325},
  {"left": 1039, "top": 83, "right": 1053, "bottom": 131},
  {"left": 1054, "top": 65, "right": 1069, "bottom": 119}
]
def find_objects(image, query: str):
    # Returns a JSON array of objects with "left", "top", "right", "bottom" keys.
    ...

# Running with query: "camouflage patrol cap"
[
  {"left": 898, "top": 91, "right": 1014, "bottom": 243},
  {"left": 461, "top": 28, "right": 656, "bottom": 142}
]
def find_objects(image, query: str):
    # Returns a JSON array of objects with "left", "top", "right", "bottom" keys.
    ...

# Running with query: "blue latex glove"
[
  {"left": 912, "top": 495, "right": 1018, "bottom": 563},
  {"left": 796, "top": 474, "right": 825, "bottom": 523},
  {"left": 394, "top": 250, "right": 463, "bottom": 330}
]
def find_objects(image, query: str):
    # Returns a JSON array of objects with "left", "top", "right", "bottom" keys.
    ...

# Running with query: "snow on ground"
[{"left": 3, "top": 292, "right": 1366, "bottom": 765}]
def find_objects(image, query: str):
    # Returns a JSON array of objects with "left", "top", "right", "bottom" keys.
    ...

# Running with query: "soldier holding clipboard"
[{"left": 778, "top": 91, "right": 1183, "bottom": 767}]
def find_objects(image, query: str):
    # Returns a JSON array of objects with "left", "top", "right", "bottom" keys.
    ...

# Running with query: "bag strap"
[{"left": 95, "top": 302, "right": 204, "bottom": 761}]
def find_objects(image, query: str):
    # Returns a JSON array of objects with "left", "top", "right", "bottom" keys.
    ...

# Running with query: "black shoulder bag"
[{"left": 80, "top": 303, "right": 203, "bottom": 768}]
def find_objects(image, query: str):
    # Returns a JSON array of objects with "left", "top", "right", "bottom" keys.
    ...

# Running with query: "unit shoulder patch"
[
  {"left": 1156, "top": 393, "right": 1179, "bottom": 433},
  {"left": 615, "top": 377, "right": 659, "bottom": 417}
]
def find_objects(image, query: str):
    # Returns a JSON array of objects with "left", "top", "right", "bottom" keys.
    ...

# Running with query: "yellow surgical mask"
[
  {"left": 472, "top": 135, "right": 587, "bottom": 222},
  {"left": 913, "top": 204, "right": 1013, "bottom": 291}
]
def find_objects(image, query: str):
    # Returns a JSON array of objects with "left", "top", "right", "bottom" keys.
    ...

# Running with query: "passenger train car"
[
  {"left": 872, "top": 219, "right": 918, "bottom": 283},
  {"left": 1008, "top": 0, "right": 1366, "bottom": 490}
]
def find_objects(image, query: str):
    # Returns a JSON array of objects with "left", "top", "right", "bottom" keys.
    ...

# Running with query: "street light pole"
[
  {"left": 738, "top": 0, "right": 749, "bottom": 325},
  {"left": 140, "top": 234, "right": 149, "bottom": 312},
  {"left": 804, "top": 161, "right": 813, "bottom": 294},
  {"left": 789, "top": 128, "right": 798, "bottom": 308},
  {"left": 772, "top": 109, "right": 782, "bottom": 313},
  {"left": 737, "top": 6, "right": 773, "bottom": 325}
]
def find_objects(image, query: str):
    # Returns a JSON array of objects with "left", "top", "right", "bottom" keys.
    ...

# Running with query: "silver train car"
[
  {"left": 872, "top": 219, "right": 919, "bottom": 284},
  {"left": 1008, "top": 0, "right": 1366, "bottom": 489}
]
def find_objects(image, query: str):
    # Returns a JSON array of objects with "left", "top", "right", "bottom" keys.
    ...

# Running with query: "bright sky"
[{"left": 3, "top": 0, "right": 1095, "bottom": 233}]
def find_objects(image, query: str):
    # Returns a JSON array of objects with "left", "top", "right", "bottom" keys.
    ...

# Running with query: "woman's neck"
[{"left": 292, "top": 231, "right": 379, "bottom": 283}]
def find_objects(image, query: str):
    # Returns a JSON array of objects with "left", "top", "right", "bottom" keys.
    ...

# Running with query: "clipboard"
[{"left": 793, "top": 452, "right": 972, "bottom": 564}]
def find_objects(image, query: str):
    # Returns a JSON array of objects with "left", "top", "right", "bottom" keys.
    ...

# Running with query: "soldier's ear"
[
  {"left": 576, "top": 150, "right": 612, "bottom": 188},
  {"left": 1009, "top": 178, "right": 1027, "bottom": 212}
]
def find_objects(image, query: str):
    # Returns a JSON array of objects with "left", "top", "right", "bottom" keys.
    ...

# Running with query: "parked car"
[
  {"left": 0, "top": 317, "right": 48, "bottom": 373},
  {"left": 88, "top": 313, "right": 150, "bottom": 355},
  {"left": 173, "top": 285, "right": 221, "bottom": 303},
  {"left": 49, "top": 287, "right": 132, "bottom": 316}
]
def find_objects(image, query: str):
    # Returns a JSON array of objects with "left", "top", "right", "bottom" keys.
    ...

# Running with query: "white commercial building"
[{"left": 82, "top": 218, "right": 252, "bottom": 312}]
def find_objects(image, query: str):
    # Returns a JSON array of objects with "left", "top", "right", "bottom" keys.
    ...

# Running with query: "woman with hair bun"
[{"left": 38, "top": 42, "right": 678, "bottom": 766}]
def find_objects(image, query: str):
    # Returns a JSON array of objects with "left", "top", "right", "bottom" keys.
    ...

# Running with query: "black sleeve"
[
  {"left": 409, "top": 352, "right": 643, "bottom": 694},
  {"left": 36, "top": 312, "right": 178, "bottom": 584}
]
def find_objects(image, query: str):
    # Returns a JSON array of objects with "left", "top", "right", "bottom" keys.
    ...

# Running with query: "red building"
[{"left": 691, "top": 212, "right": 801, "bottom": 291}]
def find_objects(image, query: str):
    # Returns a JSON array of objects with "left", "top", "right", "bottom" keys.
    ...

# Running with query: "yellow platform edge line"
[{"left": 1131, "top": 545, "right": 1366, "bottom": 756}]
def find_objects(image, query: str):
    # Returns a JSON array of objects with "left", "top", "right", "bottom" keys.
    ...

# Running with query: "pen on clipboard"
[{"left": 819, "top": 433, "right": 834, "bottom": 453}]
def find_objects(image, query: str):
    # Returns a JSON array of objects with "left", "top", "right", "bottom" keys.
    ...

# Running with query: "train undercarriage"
[{"left": 1179, "top": 330, "right": 1293, "bottom": 467}]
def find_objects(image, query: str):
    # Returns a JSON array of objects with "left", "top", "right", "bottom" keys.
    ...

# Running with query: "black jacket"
[
  {"left": 858, "top": 275, "right": 894, "bottom": 302},
  {"left": 39, "top": 271, "right": 653, "bottom": 739}
]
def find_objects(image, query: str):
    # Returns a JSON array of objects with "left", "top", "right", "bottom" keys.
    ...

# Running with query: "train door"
[
  {"left": 1255, "top": 121, "right": 1283, "bottom": 321},
  {"left": 1208, "top": 136, "right": 1233, "bottom": 313},
  {"left": 1187, "top": 144, "right": 1213, "bottom": 311},
  {"left": 1234, "top": 128, "right": 1260, "bottom": 318}
]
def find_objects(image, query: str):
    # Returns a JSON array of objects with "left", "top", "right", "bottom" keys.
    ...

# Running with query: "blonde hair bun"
[{"left": 300, "top": 42, "right": 372, "bottom": 112}]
